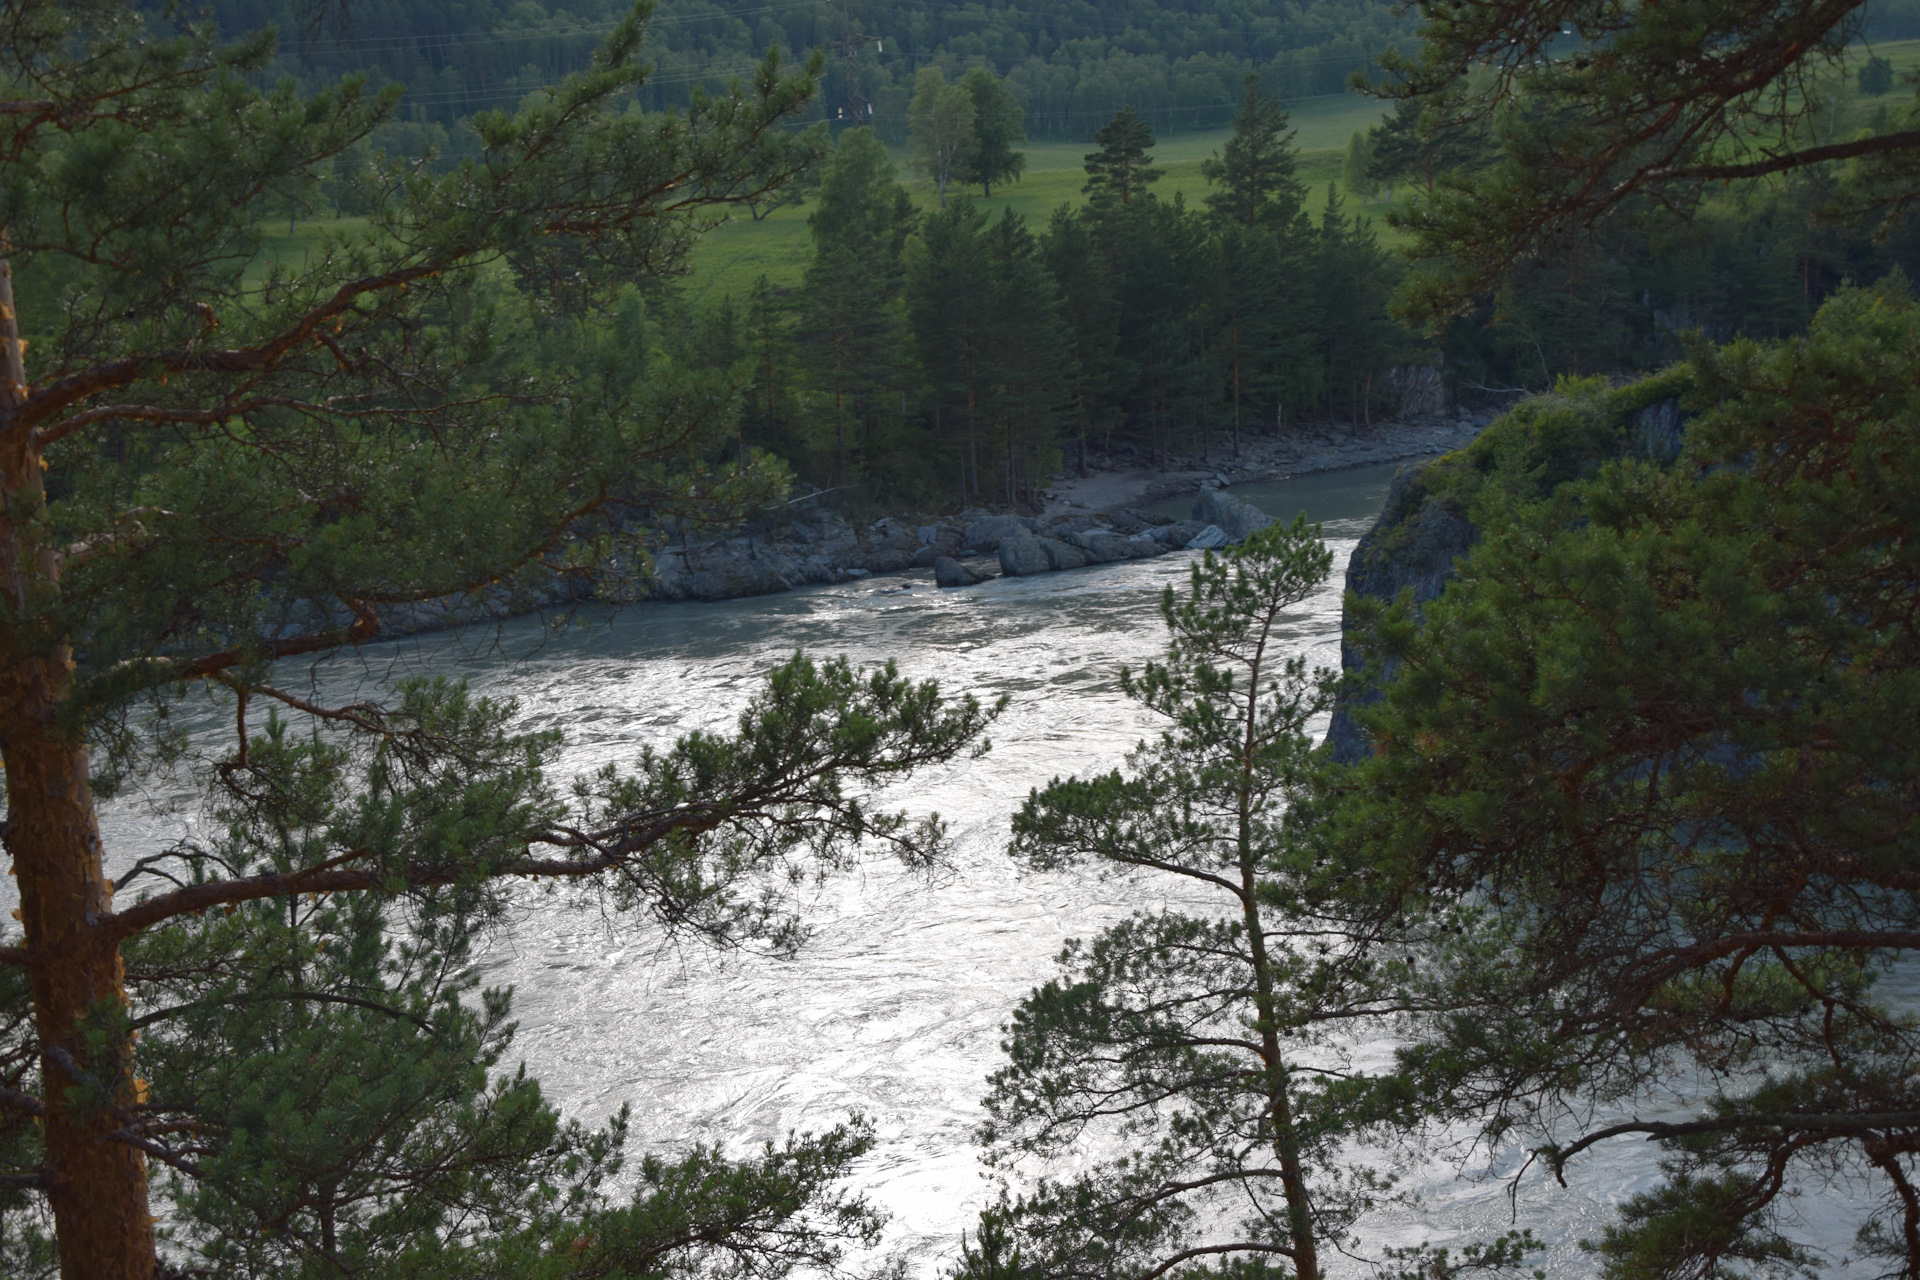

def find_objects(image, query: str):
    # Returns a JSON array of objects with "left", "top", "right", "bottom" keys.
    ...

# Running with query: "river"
[{"left": 92, "top": 460, "right": 1877, "bottom": 1277}]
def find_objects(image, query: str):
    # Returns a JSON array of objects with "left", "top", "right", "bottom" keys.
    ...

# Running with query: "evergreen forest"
[{"left": 2, "top": 0, "right": 1920, "bottom": 1278}]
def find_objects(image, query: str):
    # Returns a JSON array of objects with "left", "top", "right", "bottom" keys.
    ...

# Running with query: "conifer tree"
[
  {"left": 1313, "top": 188, "right": 1413, "bottom": 426},
  {"left": 1202, "top": 77, "right": 1306, "bottom": 231},
  {"left": 797, "top": 128, "right": 916, "bottom": 487},
  {"left": 1330, "top": 285, "right": 1920, "bottom": 1275},
  {"left": 0, "top": 5, "right": 996, "bottom": 1276},
  {"left": 1082, "top": 106, "right": 1161, "bottom": 209},
  {"left": 905, "top": 198, "right": 996, "bottom": 500},
  {"left": 1201, "top": 78, "right": 1317, "bottom": 454},
  {"left": 1363, "top": 0, "right": 1914, "bottom": 319},
  {"left": 1038, "top": 208, "right": 1122, "bottom": 475},
  {"left": 972, "top": 521, "right": 1406, "bottom": 1280}
]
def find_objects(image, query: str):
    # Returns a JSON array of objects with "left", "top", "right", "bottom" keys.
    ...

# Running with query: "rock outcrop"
[
  {"left": 1324, "top": 385, "right": 1691, "bottom": 763},
  {"left": 999, "top": 529, "right": 1053, "bottom": 577},
  {"left": 1194, "top": 489, "right": 1275, "bottom": 542},
  {"left": 934, "top": 556, "right": 989, "bottom": 588}
]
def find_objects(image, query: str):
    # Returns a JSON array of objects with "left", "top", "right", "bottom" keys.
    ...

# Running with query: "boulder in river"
[
  {"left": 999, "top": 530, "right": 1052, "bottom": 577},
  {"left": 1194, "top": 489, "right": 1275, "bottom": 542},
  {"left": 1185, "top": 525, "right": 1230, "bottom": 550},
  {"left": 1067, "top": 529, "right": 1139, "bottom": 563},
  {"left": 1038, "top": 537, "right": 1088, "bottom": 571},
  {"left": 934, "top": 556, "right": 986, "bottom": 588},
  {"left": 1156, "top": 519, "right": 1209, "bottom": 548},
  {"left": 964, "top": 514, "right": 1024, "bottom": 555}
]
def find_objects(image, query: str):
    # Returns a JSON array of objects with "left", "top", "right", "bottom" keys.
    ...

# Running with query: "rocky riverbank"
[
  {"left": 646, "top": 414, "right": 1491, "bottom": 605},
  {"left": 1040, "top": 412, "right": 1492, "bottom": 516},
  {"left": 365, "top": 414, "right": 1492, "bottom": 634}
]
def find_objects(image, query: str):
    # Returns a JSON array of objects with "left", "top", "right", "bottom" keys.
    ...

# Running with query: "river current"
[{"left": 92, "top": 460, "right": 1879, "bottom": 1277}]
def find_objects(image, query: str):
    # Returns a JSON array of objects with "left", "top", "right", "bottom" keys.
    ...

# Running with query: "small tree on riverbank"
[{"left": 967, "top": 520, "right": 1409, "bottom": 1280}]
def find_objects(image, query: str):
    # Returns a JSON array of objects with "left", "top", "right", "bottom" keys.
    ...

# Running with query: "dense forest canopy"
[{"left": 205, "top": 0, "right": 1416, "bottom": 139}]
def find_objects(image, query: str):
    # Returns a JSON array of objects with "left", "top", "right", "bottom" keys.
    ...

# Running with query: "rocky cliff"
[{"left": 1325, "top": 377, "right": 1693, "bottom": 762}]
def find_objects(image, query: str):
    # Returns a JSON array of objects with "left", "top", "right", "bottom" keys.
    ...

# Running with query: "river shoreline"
[
  {"left": 1039, "top": 412, "right": 1489, "bottom": 516},
  {"left": 368, "top": 414, "right": 1489, "bottom": 636}
]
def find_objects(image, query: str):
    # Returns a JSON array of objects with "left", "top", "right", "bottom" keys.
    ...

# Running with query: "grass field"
[
  {"left": 677, "top": 88, "right": 1395, "bottom": 305},
  {"left": 258, "top": 37, "right": 1920, "bottom": 310}
]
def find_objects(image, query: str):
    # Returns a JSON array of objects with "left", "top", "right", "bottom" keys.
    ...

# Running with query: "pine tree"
[
  {"left": 1039, "top": 207, "right": 1122, "bottom": 474},
  {"left": 1363, "top": 0, "right": 1914, "bottom": 319},
  {"left": 981, "top": 208, "right": 1073, "bottom": 505},
  {"left": 1200, "top": 78, "right": 1317, "bottom": 454},
  {"left": 0, "top": 5, "right": 999, "bottom": 1276},
  {"left": 905, "top": 199, "right": 997, "bottom": 500},
  {"left": 1082, "top": 106, "right": 1162, "bottom": 209},
  {"left": 797, "top": 128, "right": 916, "bottom": 488},
  {"left": 1313, "top": 187, "right": 1414, "bottom": 427},
  {"left": 1331, "top": 285, "right": 1920, "bottom": 1274},
  {"left": 1202, "top": 77, "right": 1307, "bottom": 231},
  {"left": 971, "top": 522, "right": 1404, "bottom": 1280}
]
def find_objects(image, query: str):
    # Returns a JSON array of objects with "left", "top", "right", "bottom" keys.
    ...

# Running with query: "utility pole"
[{"left": 825, "top": 2, "right": 880, "bottom": 125}]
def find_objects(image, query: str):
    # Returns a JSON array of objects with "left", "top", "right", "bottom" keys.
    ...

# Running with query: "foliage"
[
  {"left": 212, "top": 0, "right": 1414, "bottom": 146},
  {"left": 1081, "top": 106, "right": 1162, "bottom": 209},
  {"left": 1328, "top": 282, "right": 1920, "bottom": 1277},
  {"left": 795, "top": 127, "right": 917, "bottom": 489},
  {"left": 971, "top": 521, "right": 1413, "bottom": 1280},
  {"left": 908, "top": 68, "right": 981, "bottom": 208},
  {"left": 959, "top": 67, "right": 1028, "bottom": 199},
  {"left": 0, "top": 3, "right": 1011, "bottom": 1276},
  {"left": 1360, "top": 0, "right": 1920, "bottom": 321}
]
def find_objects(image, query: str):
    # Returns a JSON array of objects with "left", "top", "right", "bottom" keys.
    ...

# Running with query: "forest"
[
  {"left": 209, "top": 0, "right": 1416, "bottom": 139},
  {"left": 3, "top": 0, "right": 1920, "bottom": 1278},
  {"left": 201, "top": 0, "right": 1920, "bottom": 514}
]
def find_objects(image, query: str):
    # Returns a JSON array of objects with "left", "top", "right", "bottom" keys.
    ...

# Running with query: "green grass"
[
  {"left": 249, "top": 217, "right": 372, "bottom": 287},
  {"left": 680, "top": 90, "right": 1397, "bottom": 306},
  {"left": 246, "top": 91, "right": 1404, "bottom": 307}
]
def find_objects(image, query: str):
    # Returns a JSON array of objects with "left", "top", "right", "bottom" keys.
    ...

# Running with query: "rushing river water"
[{"left": 92, "top": 459, "right": 1880, "bottom": 1277}]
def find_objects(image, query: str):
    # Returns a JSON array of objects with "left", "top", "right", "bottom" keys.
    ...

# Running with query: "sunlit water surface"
[{"left": 90, "top": 461, "right": 1888, "bottom": 1276}]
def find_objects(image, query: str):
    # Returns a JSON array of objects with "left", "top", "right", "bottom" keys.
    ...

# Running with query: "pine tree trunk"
[
  {"left": 1235, "top": 643, "right": 1319, "bottom": 1280},
  {"left": 0, "top": 242, "right": 159, "bottom": 1277}
]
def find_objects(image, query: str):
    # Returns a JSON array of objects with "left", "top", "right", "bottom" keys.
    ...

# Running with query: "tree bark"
[
  {"left": 0, "top": 238, "right": 158, "bottom": 1278},
  {"left": 1235, "top": 629, "right": 1320, "bottom": 1280}
]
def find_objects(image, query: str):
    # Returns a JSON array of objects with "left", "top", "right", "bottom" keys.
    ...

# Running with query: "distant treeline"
[
  {"left": 637, "top": 89, "right": 1421, "bottom": 511},
  {"left": 206, "top": 0, "right": 1413, "bottom": 143}
]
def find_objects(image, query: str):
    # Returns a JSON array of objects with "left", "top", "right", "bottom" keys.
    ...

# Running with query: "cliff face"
[
  {"left": 1324, "top": 464, "right": 1477, "bottom": 762},
  {"left": 1325, "top": 377, "right": 1693, "bottom": 762}
]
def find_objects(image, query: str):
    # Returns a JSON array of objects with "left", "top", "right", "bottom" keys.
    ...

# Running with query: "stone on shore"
[
  {"left": 1186, "top": 524, "right": 1230, "bottom": 550},
  {"left": 934, "top": 556, "right": 986, "bottom": 588},
  {"left": 1038, "top": 537, "right": 1088, "bottom": 570},
  {"left": 964, "top": 514, "right": 1026, "bottom": 555},
  {"left": 1156, "top": 519, "right": 1209, "bottom": 547},
  {"left": 1194, "top": 489, "right": 1274, "bottom": 542},
  {"left": 1067, "top": 529, "right": 1140, "bottom": 563},
  {"left": 999, "top": 530, "right": 1052, "bottom": 577}
]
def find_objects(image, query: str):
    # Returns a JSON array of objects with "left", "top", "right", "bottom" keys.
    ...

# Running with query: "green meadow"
[
  {"left": 257, "top": 36, "right": 1920, "bottom": 310},
  {"left": 678, "top": 89, "right": 1398, "bottom": 305}
]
